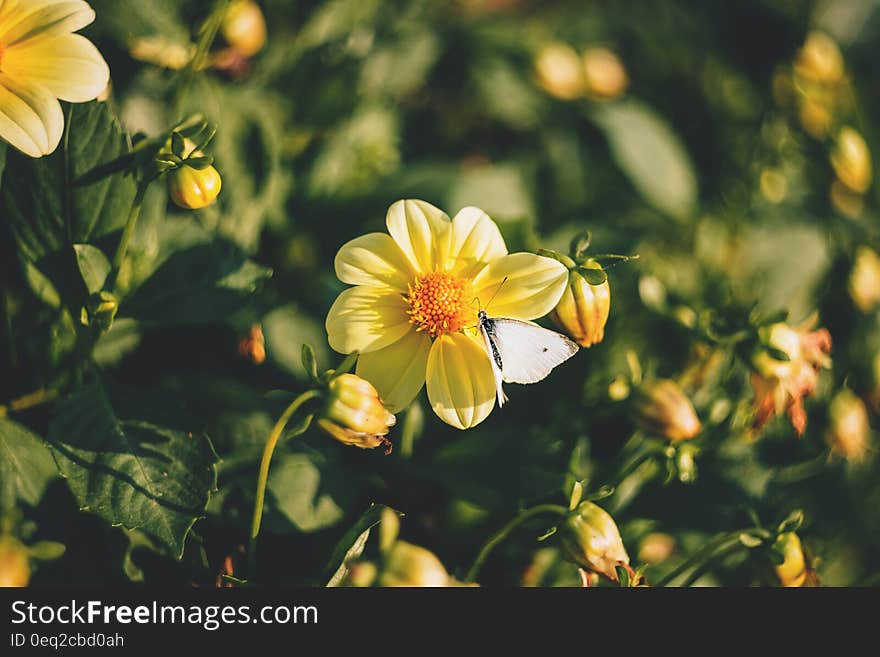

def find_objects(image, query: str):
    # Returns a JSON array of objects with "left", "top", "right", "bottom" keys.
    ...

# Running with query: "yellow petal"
[
  {"left": 386, "top": 199, "right": 450, "bottom": 274},
  {"left": 442, "top": 206, "right": 508, "bottom": 278},
  {"left": 1, "top": 0, "right": 95, "bottom": 47},
  {"left": 426, "top": 332, "right": 496, "bottom": 429},
  {"left": 473, "top": 252, "right": 568, "bottom": 320},
  {"left": 356, "top": 331, "right": 431, "bottom": 412},
  {"left": 325, "top": 286, "right": 412, "bottom": 354},
  {"left": 4, "top": 33, "right": 109, "bottom": 102},
  {"left": 0, "top": 73, "right": 63, "bottom": 157},
  {"left": 334, "top": 232, "right": 415, "bottom": 293}
]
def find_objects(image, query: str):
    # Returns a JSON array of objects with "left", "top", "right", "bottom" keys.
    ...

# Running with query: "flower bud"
[
  {"left": 222, "top": 0, "right": 267, "bottom": 58},
  {"left": 848, "top": 246, "right": 880, "bottom": 312},
  {"left": 826, "top": 389, "right": 870, "bottom": 463},
  {"left": 750, "top": 320, "right": 832, "bottom": 437},
  {"left": 558, "top": 501, "right": 629, "bottom": 581},
  {"left": 129, "top": 35, "right": 195, "bottom": 70},
  {"left": 773, "top": 532, "right": 807, "bottom": 587},
  {"left": 582, "top": 47, "right": 628, "bottom": 100},
  {"left": 169, "top": 163, "right": 222, "bottom": 209},
  {"left": 237, "top": 324, "right": 266, "bottom": 365},
  {"left": 550, "top": 262, "right": 610, "bottom": 348},
  {"left": 534, "top": 43, "right": 586, "bottom": 100},
  {"left": 317, "top": 373, "right": 396, "bottom": 452},
  {"left": 799, "top": 98, "right": 832, "bottom": 139},
  {"left": 794, "top": 32, "right": 844, "bottom": 85},
  {"left": 0, "top": 536, "right": 30, "bottom": 587},
  {"left": 377, "top": 541, "right": 450, "bottom": 587},
  {"left": 632, "top": 379, "right": 701, "bottom": 441},
  {"left": 831, "top": 126, "right": 872, "bottom": 194}
]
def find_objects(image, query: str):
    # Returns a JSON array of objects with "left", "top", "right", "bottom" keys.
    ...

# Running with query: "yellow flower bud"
[
  {"left": 848, "top": 246, "right": 880, "bottom": 312},
  {"left": 550, "top": 262, "right": 610, "bottom": 348},
  {"left": 830, "top": 178, "right": 865, "bottom": 218},
  {"left": 558, "top": 501, "right": 629, "bottom": 581},
  {"left": 0, "top": 536, "right": 30, "bottom": 587},
  {"left": 831, "top": 126, "right": 872, "bottom": 194},
  {"left": 798, "top": 98, "right": 832, "bottom": 139},
  {"left": 582, "top": 47, "right": 628, "bottom": 100},
  {"left": 633, "top": 379, "right": 701, "bottom": 441},
  {"left": 169, "top": 164, "right": 222, "bottom": 210},
  {"left": 222, "top": 0, "right": 267, "bottom": 58},
  {"left": 794, "top": 31, "right": 844, "bottom": 85},
  {"left": 317, "top": 373, "right": 396, "bottom": 452},
  {"left": 237, "top": 324, "right": 266, "bottom": 365},
  {"left": 534, "top": 43, "right": 586, "bottom": 100},
  {"left": 826, "top": 389, "right": 870, "bottom": 463},
  {"left": 378, "top": 541, "right": 450, "bottom": 587},
  {"left": 129, "top": 35, "right": 195, "bottom": 70},
  {"left": 773, "top": 532, "right": 807, "bottom": 587}
]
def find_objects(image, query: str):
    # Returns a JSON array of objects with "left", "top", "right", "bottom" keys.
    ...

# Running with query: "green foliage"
[
  {"left": 2, "top": 0, "right": 880, "bottom": 589},
  {"left": 47, "top": 384, "right": 218, "bottom": 558}
]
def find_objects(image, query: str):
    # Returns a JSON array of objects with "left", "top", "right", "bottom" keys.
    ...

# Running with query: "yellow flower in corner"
[
  {"left": 0, "top": 0, "right": 109, "bottom": 157},
  {"left": 326, "top": 199, "right": 569, "bottom": 429}
]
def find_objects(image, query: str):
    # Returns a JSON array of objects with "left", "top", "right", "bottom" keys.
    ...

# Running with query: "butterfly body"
[{"left": 477, "top": 309, "right": 579, "bottom": 407}]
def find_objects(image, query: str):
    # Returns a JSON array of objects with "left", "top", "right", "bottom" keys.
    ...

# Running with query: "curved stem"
[
  {"left": 654, "top": 528, "right": 758, "bottom": 587},
  {"left": 464, "top": 504, "right": 569, "bottom": 583},
  {"left": 247, "top": 389, "right": 320, "bottom": 582}
]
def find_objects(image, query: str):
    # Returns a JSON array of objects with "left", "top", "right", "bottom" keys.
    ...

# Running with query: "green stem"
[
  {"left": 654, "top": 529, "right": 760, "bottom": 587},
  {"left": 173, "top": 0, "right": 229, "bottom": 117},
  {"left": 107, "top": 183, "right": 148, "bottom": 293},
  {"left": 247, "top": 389, "right": 321, "bottom": 582},
  {"left": 680, "top": 541, "right": 745, "bottom": 587},
  {"left": 464, "top": 504, "right": 569, "bottom": 583}
]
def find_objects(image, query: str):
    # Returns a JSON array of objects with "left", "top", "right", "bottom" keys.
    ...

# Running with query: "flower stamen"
[{"left": 405, "top": 272, "right": 471, "bottom": 338}]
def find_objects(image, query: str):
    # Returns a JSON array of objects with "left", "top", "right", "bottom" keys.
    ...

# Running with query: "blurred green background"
[{"left": 2, "top": 0, "right": 880, "bottom": 587}]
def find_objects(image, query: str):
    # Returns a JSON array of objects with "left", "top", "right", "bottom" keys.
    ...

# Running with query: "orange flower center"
[{"left": 405, "top": 272, "right": 471, "bottom": 338}]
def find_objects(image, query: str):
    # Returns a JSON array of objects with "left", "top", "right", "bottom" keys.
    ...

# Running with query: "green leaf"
[
  {"left": 170, "top": 132, "right": 185, "bottom": 158},
  {"left": 324, "top": 503, "right": 397, "bottom": 587},
  {"left": 301, "top": 344, "right": 319, "bottom": 382},
  {"left": 764, "top": 347, "right": 791, "bottom": 362},
  {"left": 23, "top": 261, "right": 62, "bottom": 309},
  {"left": 0, "top": 418, "right": 59, "bottom": 508},
  {"left": 262, "top": 305, "right": 331, "bottom": 382},
  {"left": 119, "top": 241, "right": 271, "bottom": 327},
  {"left": 777, "top": 510, "right": 804, "bottom": 535},
  {"left": 591, "top": 99, "right": 697, "bottom": 220},
  {"left": 447, "top": 163, "right": 534, "bottom": 224},
  {"left": 738, "top": 532, "right": 763, "bottom": 548},
  {"left": 47, "top": 383, "right": 218, "bottom": 558},
  {"left": 578, "top": 267, "right": 608, "bottom": 286},
  {"left": 184, "top": 156, "right": 213, "bottom": 170},
  {"left": 74, "top": 244, "right": 112, "bottom": 294},
  {"left": 2, "top": 101, "right": 136, "bottom": 264}
]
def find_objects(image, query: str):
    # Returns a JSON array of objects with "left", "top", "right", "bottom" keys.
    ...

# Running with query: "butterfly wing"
[{"left": 490, "top": 318, "right": 579, "bottom": 384}]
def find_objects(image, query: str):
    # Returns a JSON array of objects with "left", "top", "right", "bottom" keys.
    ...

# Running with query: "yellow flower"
[
  {"left": 0, "top": 0, "right": 109, "bottom": 157},
  {"left": 325, "top": 199, "right": 569, "bottom": 429}
]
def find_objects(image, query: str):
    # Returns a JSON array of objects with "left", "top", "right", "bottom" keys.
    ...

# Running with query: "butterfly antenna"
[{"left": 484, "top": 276, "right": 509, "bottom": 312}]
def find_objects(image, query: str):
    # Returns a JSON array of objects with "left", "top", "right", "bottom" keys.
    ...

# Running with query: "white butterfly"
[{"left": 478, "top": 308, "right": 579, "bottom": 407}]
